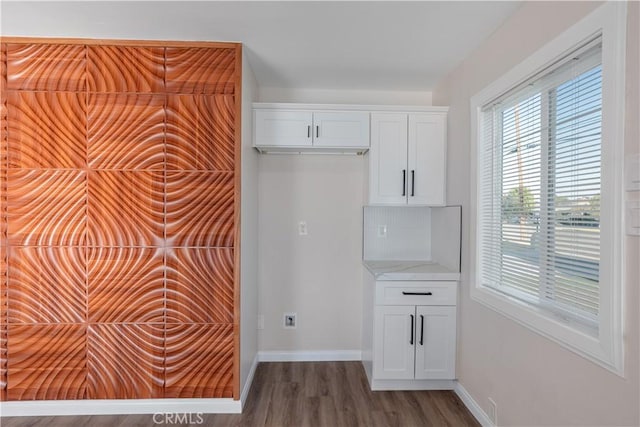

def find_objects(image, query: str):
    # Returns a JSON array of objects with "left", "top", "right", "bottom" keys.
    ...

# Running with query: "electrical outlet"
[
  {"left": 488, "top": 397, "right": 497, "bottom": 426},
  {"left": 283, "top": 313, "right": 297, "bottom": 329},
  {"left": 257, "top": 315, "right": 264, "bottom": 330},
  {"left": 298, "top": 221, "right": 308, "bottom": 236},
  {"left": 377, "top": 224, "right": 387, "bottom": 238}
]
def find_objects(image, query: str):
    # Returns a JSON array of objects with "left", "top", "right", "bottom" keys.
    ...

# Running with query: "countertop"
[{"left": 363, "top": 260, "right": 461, "bottom": 281}]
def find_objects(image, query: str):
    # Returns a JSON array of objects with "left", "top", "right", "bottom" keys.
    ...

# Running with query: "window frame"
[{"left": 469, "top": 2, "right": 626, "bottom": 375}]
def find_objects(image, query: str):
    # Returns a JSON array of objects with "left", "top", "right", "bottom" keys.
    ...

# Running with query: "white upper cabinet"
[
  {"left": 253, "top": 110, "right": 313, "bottom": 147},
  {"left": 253, "top": 107, "right": 369, "bottom": 153},
  {"left": 369, "top": 111, "right": 447, "bottom": 206}
]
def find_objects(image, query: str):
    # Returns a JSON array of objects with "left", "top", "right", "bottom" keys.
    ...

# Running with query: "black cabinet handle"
[
  {"left": 410, "top": 314, "right": 414, "bottom": 345},
  {"left": 307, "top": 125, "right": 311, "bottom": 138},
  {"left": 402, "top": 291, "right": 433, "bottom": 296},
  {"left": 402, "top": 170, "right": 406, "bottom": 196},
  {"left": 316, "top": 125, "right": 319, "bottom": 138},
  {"left": 419, "top": 315, "right": 424, "bottom": 346},
  {"left": 411, "top": 170, "right": 415, "bottom": 197}
]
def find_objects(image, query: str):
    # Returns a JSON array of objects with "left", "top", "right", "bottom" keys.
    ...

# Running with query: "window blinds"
[{"left": 479, "top": 38, "right": 602, "bottom": 326}]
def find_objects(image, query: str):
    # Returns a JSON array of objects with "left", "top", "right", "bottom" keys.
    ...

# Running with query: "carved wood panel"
[{"left": 0, "top": 38, "right": 240, "bottom": 401}]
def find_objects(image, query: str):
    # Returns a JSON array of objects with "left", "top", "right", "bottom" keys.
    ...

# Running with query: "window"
[
  {"left": 480, "top": 39, "right": 602, "bottom": 328},
  {"left": 470, "top": 2, "right": 626, "bottom": 374}
]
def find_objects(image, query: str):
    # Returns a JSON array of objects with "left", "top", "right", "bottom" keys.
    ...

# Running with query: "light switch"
[
  {"left": 298, "top": 221, "right": 308, "bottom": 236},
  {"left": 625, "top": 154, "right": 640, "bottom": 191},
  {"left": 626, "top": 200, "right": 640, "bottom": 236}
]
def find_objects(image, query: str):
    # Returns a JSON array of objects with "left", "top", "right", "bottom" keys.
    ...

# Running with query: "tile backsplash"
[{"left": 363, "top": 206, "right": 431, "bottom": 260}]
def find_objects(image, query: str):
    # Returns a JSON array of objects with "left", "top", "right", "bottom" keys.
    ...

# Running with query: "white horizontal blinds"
[
  {"left": 544, "top": 46, "right": 601, "bottom": 320},
  {"left": 479, "top": 37, "right": 602, "bottom": 325}
]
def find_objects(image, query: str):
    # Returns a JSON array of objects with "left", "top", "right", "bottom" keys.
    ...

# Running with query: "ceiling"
[{"left": 0, "top": 1, "right": 522, "bottom": 91}]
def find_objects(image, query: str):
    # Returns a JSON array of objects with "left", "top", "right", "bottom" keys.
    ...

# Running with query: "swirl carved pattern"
[
  {"left": 1, "top": 40, "right": 239, "bottom": 401},
  {"left": 87, "top": 324, "right": 164, "bottom": 399}
]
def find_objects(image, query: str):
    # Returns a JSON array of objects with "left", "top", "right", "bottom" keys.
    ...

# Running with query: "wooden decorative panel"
[
  {"left": 87, "top": 324, "right": 163, "bottom": 399},
  {"left": 2, "top": 38, "right": 239, "bottom": 402},
  {"left": 7, "top": 91, "right": 86, "bottom": 169},
  {"left": 88, "top": 247, "right": 163, "bottom": 323},
  {"left": 6, "top": 44, "right": 86, "bottom": 92},
  {"left": 88, "top": 94, "right": 164, "bottom": 170},
  {"left": 88, "top": 46, "right": 165, "bottom": 93},
  {"left": 87, "top": 171, "right": 164, "bottom": 247},
  {"left": 0, "top": 325, "right": 5, "bottom": 401},
  {"left": 6, "top": 170, "right": 86, "bottom": 246},
  {"left": 166, "top": 95, "right": 235, "bottom": 171},
  {"left": 165, "top": 172, "right": 234, "bottom": 247},
  {"left": 7, "top": 324, "right": 86, "bottom": 400},
  {"left": 7, "top": 247, "right": 85, "bottom": 324},
  {"left": 166, "top": 248, "right": 234, "bottom": 324},
  {"left": 165, "top": 324, "right": 234, "bottom": 398},
  {"left": 165, "top": 48, "right": 235, "bottom": 94}
]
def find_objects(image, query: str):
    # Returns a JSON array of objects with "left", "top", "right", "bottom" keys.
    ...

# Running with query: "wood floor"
[{"left": 2, "top": 362, "right": 480, "bottom": 427}]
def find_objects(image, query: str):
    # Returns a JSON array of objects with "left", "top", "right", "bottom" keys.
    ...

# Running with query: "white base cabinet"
[{"left": 362, "top": 271, "right": 457, "bottom": 390}]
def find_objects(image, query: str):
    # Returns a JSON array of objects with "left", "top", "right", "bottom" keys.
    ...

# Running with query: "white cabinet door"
[
  {"left": 414, "top": 305, "right": 456, "bottom": 380},
  {"left": 373, "top": 305, "right": 415, "bottom": 380},
  {"left": 313, "top": 112, "right": 369, "bottom": 148},
  {"left": 408, "top": 113, "right": 446, "bottom": 206},
  {"left": 254, "top": 110, "right": 313, "bottom": 147},
  {"left": 369, "top": 113, "right": 408, "bottom": 205}
]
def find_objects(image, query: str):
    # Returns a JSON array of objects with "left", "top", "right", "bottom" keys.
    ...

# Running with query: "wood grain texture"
[
  {"left": 6, "top": 44, "right": 85, "bottom": 92},
  {"left": 7, "top": 91, "right": 86, "bottom": 169},
  {"left": 165, "top": 172, "right": 234, "bottom": 247},
  {"left": 1, "top": 37, "right": 240, "bottom": 49},
  {"left": 87, "top": 171, "right": 164, "bottom": 247},
  {"left": 166, "top": 95, "right": 235, "bottom": 171},
  {"left": 88, "top": 93, "right": 164, "bottom": 170},
  {"left": 7, "top": 247, "right": 86, "bottom": 324},
  {"left": 7, "top": 170, "right": 86, "bottom": 246},
  {"left": 164, "top": 323, "right": 234, "bottom": 398},
  {"left": 165, "top": 48, "right": 235, "bottom": 94},
  {"left": 87, "top": 324, "right": 163, "bottom": 399},
  {"left": 88, "top": 247, "right": 164, "bottom": 323},
  {"left": 166, "top": 248, "right": 234, "bottom": 324},
  {"left": 88, "top": 46, "right": 164, "bottom": 93},
  {"left": 7, "top": 324, "right": 86, "bottom": 400}
]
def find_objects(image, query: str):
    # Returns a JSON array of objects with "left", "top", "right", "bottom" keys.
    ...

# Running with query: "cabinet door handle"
[
  {"left": 410, "top": 314, "right": 414, "bottom": 345},
  {"left": 402, "top": 170, "right": 406, "bottom": 196},
  {"left": 419, "top": 314, "right": 424, "bottom": 346},
  {"left": 402, "top": 291, "right": 433, "bottom": 296},
  {"left": 316, "top": 125, "right": 319, "bottom": 138},
  {"left": 411, "top": 170, "right": 415, "bottom": 197},
  {"left": 307, "top": 125, "right": 311, "bottom": 138}
]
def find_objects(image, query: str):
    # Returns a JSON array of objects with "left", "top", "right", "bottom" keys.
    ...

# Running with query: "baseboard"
[
  {"left": 258, "top": 350, "right": 362, "bottom": 362},
  {"left": 240, "top": 352, "right": 259, "bottom": 408},
  {"left": 454, "top": 382, "right": 494, "bottom": 427},
  {"left": 370, "top": 379, "right": 455, "bottom": 391},
  {"left": 0, "top": 398, "right": 242, "bottom": 417}
]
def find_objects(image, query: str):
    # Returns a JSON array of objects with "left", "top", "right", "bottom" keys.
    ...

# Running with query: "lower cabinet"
[
  {"left": 374, "top": 305, "right": 456, "bottom": 380},
  {"left": 362, "top": 275, "right": 458, "bottom": 390}
]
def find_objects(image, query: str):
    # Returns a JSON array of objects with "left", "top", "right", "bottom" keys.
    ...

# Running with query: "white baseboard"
[
  {"left": 240, "top": 352, "right": 259, "bottom": 408},
  {"left": 454, "top": 382, "right": 494, "bottom": 427},
  {"left": 0, "top": 398, "right": 242, "bottom": 417},
  {"left": 258, "top": 350, "right": 362, "bottom": 362}
]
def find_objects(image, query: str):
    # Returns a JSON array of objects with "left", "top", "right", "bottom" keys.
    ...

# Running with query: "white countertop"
[{"left": 363, "top": 260, "right": 461, "bottom": 281}]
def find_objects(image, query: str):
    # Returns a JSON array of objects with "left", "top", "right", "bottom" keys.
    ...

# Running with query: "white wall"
[
  {"left": 240, "top": 52, "right": 259, "bottom": 398},
  {"left": 433, "top": 2, "right": 640, "bottom": 425},
  {"left": 256, "top": 89, "right": 432, "bottom": 354},
  {"left": 259, "top": 87, "right": 432, "bottom": 106}
]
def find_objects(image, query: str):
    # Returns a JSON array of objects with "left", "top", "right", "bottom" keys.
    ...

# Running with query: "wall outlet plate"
[{"left": 283, "top": 312, "right": 297, "bottom": 329}]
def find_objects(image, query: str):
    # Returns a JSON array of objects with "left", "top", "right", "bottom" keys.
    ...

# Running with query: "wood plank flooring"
[{"left": 1, "top": 362, "right": 479, "bottom": 426}]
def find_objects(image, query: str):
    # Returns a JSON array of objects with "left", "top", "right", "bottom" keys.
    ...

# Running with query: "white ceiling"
[{"left": 1, "top": 1, "right": 522, "bottom": 91}]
